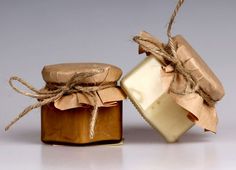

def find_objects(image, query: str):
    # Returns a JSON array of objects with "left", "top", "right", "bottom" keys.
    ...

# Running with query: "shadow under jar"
[{"left": 41, "top": 63, "right": 126, "bottom": 145}]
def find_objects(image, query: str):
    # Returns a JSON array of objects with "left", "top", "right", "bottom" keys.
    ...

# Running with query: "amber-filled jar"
[{"left": 41, "top": 63, "right": 126, "bottom": 145}]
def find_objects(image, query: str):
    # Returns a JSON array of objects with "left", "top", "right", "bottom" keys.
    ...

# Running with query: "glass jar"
[{"left": 41, "top": 63, "right": 125, "bottom": 145}]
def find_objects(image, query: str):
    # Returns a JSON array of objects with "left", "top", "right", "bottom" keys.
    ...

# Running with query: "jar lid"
[
  {"left": 42, "top": 63, "right": 122, "bottom": 84},
  {"left": 173, "top": 35, "right": 225, "bottom": 101}
]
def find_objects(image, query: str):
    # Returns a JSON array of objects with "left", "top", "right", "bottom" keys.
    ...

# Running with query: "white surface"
[
  {"left": 1, "top": 0, "right": 236, "bottom": 170},
  {"left": 1, "top": 125, "right": 236, "bottom": 170}
]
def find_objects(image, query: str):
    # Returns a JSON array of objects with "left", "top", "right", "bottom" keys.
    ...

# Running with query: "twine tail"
[
  {"left": 167, "top": 0, "right": 185, "bottom": 51},
  {"left": 167, "top": 0, "right": 185, "bottom": 38},
  {"left": 88, "top": 69, "right": 111, "bottom": 139},
  {"left": 89, "top": 104, "right": 99, "bottom": 139},
  {"left": 166, "top": 0, "right": 197, "bottom": 93},
  {"left": 5, "top": 92, "right": 64, "bottom": 131},
  {"left": 5, "top": 103, "right": 42, "bottom": 131}
]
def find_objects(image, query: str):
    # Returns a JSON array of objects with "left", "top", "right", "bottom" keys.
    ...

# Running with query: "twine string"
[
  {"left": 133, "top": 0, "right": 217, "bottom": 107},
  {"left": 5, "top": 68, "right": 113, "bottom": 139}
]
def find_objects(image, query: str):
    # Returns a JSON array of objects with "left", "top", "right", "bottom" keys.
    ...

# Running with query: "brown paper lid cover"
[
  {"left": 173, "top": 35, "right": 225, "bottom": 101},
  {"left": 42, "top": 63, "right": 122, "bottom": 84}
]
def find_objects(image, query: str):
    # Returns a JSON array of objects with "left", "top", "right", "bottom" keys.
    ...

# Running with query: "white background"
[{"left": 0, "top": 0, "right": 235, "bottom": 170}]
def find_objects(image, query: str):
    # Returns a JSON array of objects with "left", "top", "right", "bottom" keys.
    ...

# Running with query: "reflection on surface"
[
  {"left": 122, "top": 126, "right": 220, "bottom": 170},
  {"left": 0, "top": 126, "right": 227, "bottom": 170},
  {"left": 41, "top": 144, "right": 123, "bottom": 170},
  {"left": 141, "top": 144, "right": 220, "bottom": 170}
]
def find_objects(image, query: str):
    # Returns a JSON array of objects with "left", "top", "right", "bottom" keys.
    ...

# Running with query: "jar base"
[{"left": 41, "top": 138, "right": 123, "bottom": 146}]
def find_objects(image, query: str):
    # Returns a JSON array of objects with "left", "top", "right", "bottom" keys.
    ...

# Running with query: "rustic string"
[
  {"left": 5, "top": 68, "right": 113, "bottom": 139},
  {"left": 133, "top": 0, "right": 217, "bottom": 107}
]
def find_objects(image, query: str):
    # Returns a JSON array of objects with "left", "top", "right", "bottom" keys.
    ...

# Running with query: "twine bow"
[
  {"left": 133, "top": 0, "right": 217, "bottom": 107},
  {"left": 5, "top": 67, "right": 112, "bottom": 139}
]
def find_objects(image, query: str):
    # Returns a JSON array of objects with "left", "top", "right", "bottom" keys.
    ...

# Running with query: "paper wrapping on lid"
[
  {"left": 42, "top": 63, "right": 122, "bottom": 84},
  {"left": 135, "top": 31, "right": 225, "bottom": 132},
  {"left": 53, "top": 87, "right": 126, "bottom": 110},
  {"left": 41, "top": 63, "right": 126, "bottom": 111}
]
